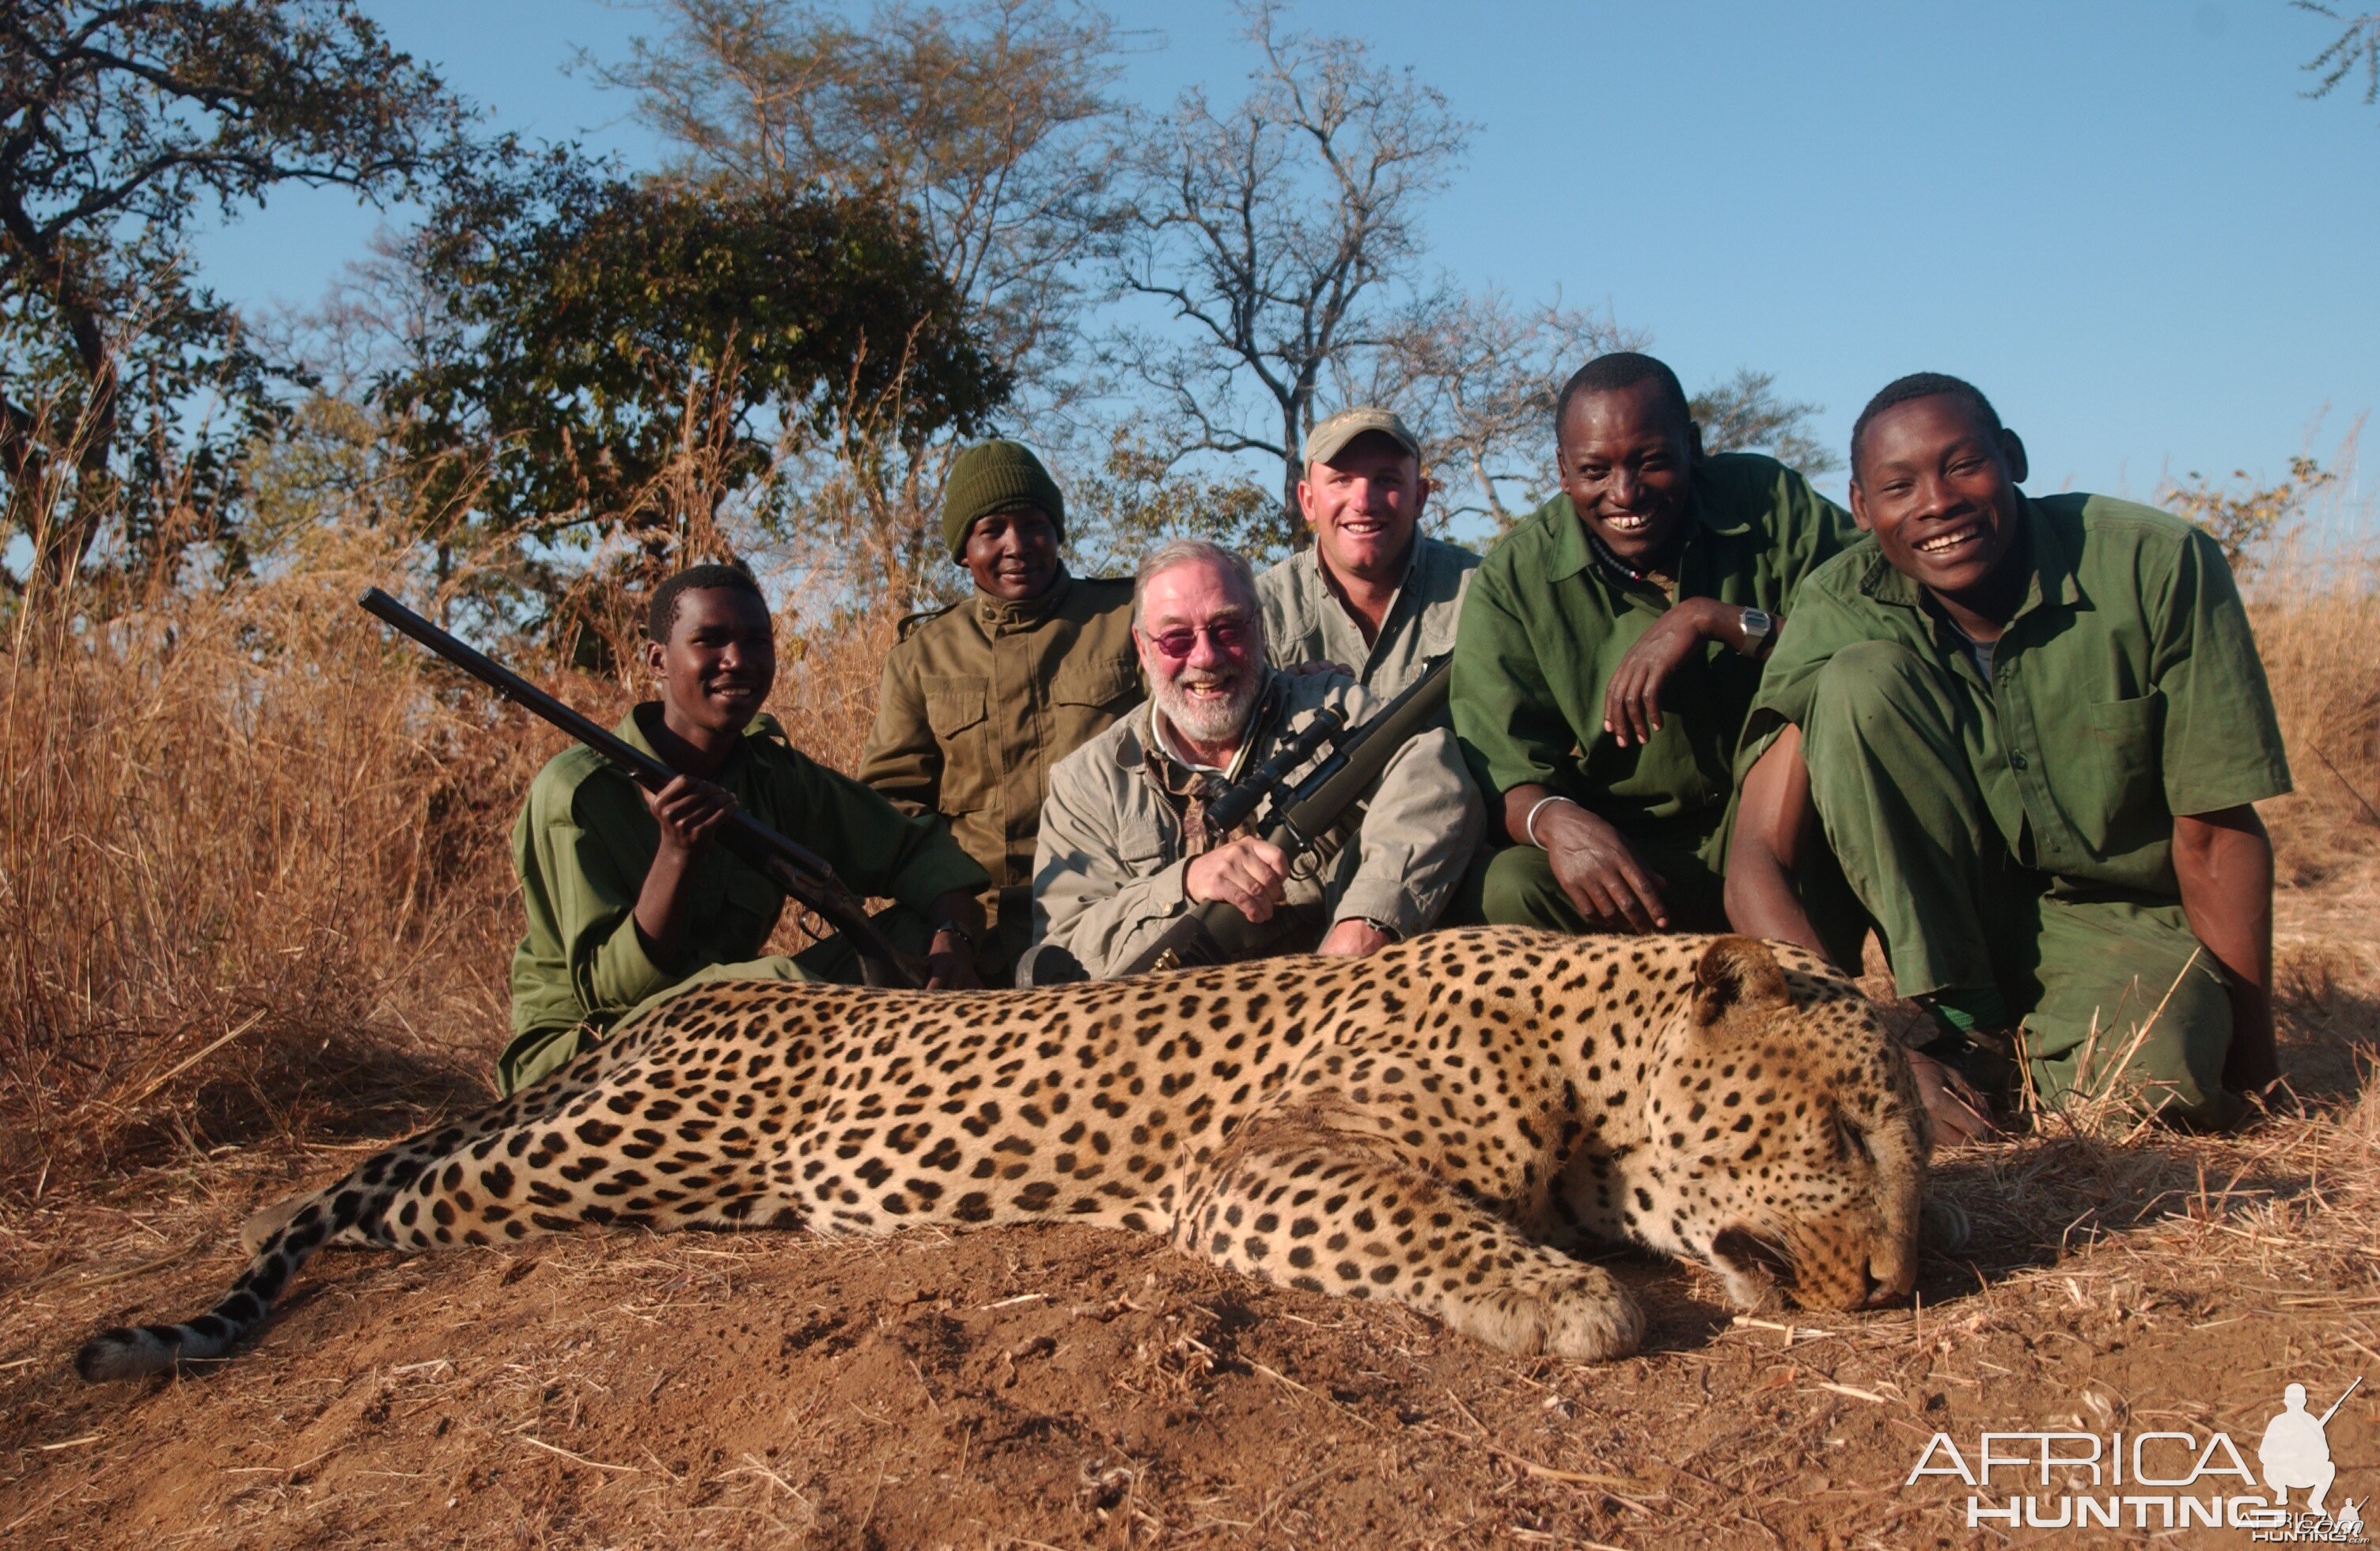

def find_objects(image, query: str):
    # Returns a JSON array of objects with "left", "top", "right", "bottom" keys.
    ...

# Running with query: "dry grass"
[
  {"left": 0, "top": 534, "right": 898, "bottom": 1204},
  {"left": 2249, "top": 560, "right": 2380, "bottom": 884}
]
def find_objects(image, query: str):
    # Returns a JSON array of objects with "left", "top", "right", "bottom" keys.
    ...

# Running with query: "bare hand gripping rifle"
[
  {"left": 1120, "top": 657, "right": 1452, "bottom": 976},
  {"left": 358, "top": 587, "right": 926, "bottom": 989}
]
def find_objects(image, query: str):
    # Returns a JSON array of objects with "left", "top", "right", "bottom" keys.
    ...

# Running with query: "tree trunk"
[{"left": 1279, "top": 396, "right": 1306, "bottom": 547}]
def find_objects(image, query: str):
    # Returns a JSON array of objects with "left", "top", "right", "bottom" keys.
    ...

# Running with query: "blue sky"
[{"left": 198, "top": 0, "right": 2379, "bottom": 511}]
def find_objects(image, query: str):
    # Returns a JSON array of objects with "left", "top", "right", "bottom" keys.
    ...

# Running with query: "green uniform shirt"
[
  {"left": 509, "top": 706, "right": 989, "bottom": 1041},
  {"left": 1741, "top": 491, "right": 2293, "bottom": 897},
  {"left": 1256, "top": 533, "right": 1479, "bottom": 699},
  {"left": 1452, "top": 452, "right": 1857, "bottom": 847}
]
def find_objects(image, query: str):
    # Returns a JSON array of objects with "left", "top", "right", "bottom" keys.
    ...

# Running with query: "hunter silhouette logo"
[{"left": 2261, "top": 1378, "right": 2357, "bottom": 1515}]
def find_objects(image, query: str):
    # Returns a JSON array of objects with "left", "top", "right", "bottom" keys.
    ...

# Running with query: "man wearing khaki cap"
[
  {"left": 859, "top": 439, "right": 1142, "bottom": 981},
  {"left": 1256, "top": 406, "right": 1479, "bottom": 700}
]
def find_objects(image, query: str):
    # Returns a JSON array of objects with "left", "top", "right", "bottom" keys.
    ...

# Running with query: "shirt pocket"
[
  {"left": 2067, "top": 692, "right": 2167, "bottom": 852},
  {"left": 1050, "top": 654, "right": 1143, "bottom": 761},
  {"left": 1418, "top": 604, "right": 1461, "bottom": 665},
  {"left": 922, "top": 674, "right": 992, "bottom": 813}
]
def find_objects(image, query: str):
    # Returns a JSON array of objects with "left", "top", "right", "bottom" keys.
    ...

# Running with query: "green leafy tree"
[
  {"left": 592, "top": 0, "right": 1119, "bottom": 601},
  {"left": 384, "top": 156, "right": 1010, "bottom": 604},
  {"left": 0, "top": 0, "right": 471, "bottom": 585}
]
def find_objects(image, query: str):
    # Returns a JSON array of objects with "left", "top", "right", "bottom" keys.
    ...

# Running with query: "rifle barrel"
[{"left": 360, "top": 589, "right": 676, "bottom": 794}]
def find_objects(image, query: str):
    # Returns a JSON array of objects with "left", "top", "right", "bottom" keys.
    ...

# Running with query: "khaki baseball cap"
[{"left": 1302, "top": 406, "right": 1422, "bottom": 468}]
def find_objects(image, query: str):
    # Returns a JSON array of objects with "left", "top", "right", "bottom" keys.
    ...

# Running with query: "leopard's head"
[{"left": 1629, "top": 937, "right": 1929, "bottom": 1314}]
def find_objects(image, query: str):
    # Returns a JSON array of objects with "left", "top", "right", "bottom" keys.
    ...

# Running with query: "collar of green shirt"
[
  {"left": 1847, "top": 491, "right": 2082, "bottom": 627},
  {"left": 1543, "top": 475, "right": 1758, "bottom": 590},
  {"left": 616, "top": 703, "right": 789, "bottom": 776}
]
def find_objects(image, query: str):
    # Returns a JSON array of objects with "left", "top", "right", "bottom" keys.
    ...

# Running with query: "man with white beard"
[{"left": 1027, "top": 539, "right": 1481, "bottom": 981}]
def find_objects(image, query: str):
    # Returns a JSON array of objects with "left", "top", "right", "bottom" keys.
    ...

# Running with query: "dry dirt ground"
[{"left": 2, "top": 879, "right": 2376, "bottom": 1549}]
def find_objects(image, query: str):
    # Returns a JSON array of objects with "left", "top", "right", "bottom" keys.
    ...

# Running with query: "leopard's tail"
[{"left": 74, "top": 1181, "right": 369, "bottom": 1382}]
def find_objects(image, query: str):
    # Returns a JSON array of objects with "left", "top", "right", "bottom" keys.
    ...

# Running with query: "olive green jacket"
[
  {"left": 1033, "top": 669, "right": 1484, "bottom": 977},
  {"left": 1256, "top": 533, "right": 1479, "bottom": 698},
  {"left": 510, "top": 706, "right": 988, "bottom": 1043},
  {"left": 1740, "top": 492, "right": 2292, "bottom": 897},
  {"left": 1452, "top": 453, "right": 1856, "bottom": 859},
  {"left": 857, "top": 570, "right": 1142, "bottom": 946}
]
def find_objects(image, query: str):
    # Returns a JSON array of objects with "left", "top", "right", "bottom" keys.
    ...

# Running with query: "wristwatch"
[{"left": 1738, "top": 606, "right": 1776, "bottom": 654}]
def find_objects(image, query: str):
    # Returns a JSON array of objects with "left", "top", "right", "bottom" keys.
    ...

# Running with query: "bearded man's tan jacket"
[{"left": 1029, "top": 667, "right": 1482, "bottom": 979}]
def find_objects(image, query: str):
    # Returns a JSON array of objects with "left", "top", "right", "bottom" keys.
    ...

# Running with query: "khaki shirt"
[
  {"left": 1741, "top": 492, "right": 2292, "bottom": 896},
  {"left": 857, "top": 571, "right": 1142, "bottom": 943},
  {"left": 1032, "top": 669, "right": 1484, "bottom": 978},
  {"left": 510, "top": 707, "right": 988, "bottom": 1042},
  {"left": 1256, "top": 533, "right": 1479, "bottom": 697},
  {"left": 1452, "top": 453, "right": 1856, "bottom": 856}
]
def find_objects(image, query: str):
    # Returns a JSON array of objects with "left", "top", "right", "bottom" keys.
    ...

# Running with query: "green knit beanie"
[{"left": 942, "top": 440, "right": 1064, "bottom": 560}]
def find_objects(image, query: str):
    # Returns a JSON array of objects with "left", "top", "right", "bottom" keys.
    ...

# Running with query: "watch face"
[{"left": 1742, "top": 607, "right": 1775, "bottom": 637}]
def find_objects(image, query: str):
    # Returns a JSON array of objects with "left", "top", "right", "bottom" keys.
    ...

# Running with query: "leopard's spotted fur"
[{"left": 76, "top": 929, "right": 1930, "bottom": 1380}]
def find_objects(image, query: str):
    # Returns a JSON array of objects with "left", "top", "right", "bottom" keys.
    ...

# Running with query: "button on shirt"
[
  {"left": 1452, "top": 453, "right": 1857, "bottom": 844},
  {"left": 1256, "top": 533, "right": 1478, "bottom": 699},
  {"left": 1741, "top": 492, "right": 2293, "bottom": 895}
]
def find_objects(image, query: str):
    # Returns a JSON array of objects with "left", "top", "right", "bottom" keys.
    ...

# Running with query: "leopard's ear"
[{"left": 1689, "top": 937, "right": 1792, "bottom": 1032}]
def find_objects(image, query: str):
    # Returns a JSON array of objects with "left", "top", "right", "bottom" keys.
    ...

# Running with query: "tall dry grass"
[
  {"left": 2248, "top": 569, "right": 2380, "bottom": 883},
  {"left": 0, "top": 533, "right": 898, "bottom": 1200}
]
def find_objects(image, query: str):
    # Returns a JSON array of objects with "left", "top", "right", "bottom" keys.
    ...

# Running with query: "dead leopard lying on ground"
[{"left": 77, "top": 928, "right": 1934, "bottom": 1381}]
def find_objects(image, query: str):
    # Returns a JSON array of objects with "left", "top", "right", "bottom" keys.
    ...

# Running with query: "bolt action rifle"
[
  {"left": 1117, "top": 658, "right": 1452, "bottom": 976},
  {"left": 358, "top": 587, "right": 927, "bottom": 989}
]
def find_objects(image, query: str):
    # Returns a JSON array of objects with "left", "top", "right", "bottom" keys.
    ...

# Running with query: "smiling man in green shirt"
[
  {"left": 1726, "top": 374, "right": 2291, "bottom": 1132},
  {"left": 1452, "top": 351, "right": 1855, "bottom": 935},
  {"left": 501, "top": 563, "right": 990, "bottom": 1094}
]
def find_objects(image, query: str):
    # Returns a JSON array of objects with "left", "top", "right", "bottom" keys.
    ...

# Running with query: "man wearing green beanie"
[{"left": 859, "top": 439, "right": 1142, "bottom": 981}]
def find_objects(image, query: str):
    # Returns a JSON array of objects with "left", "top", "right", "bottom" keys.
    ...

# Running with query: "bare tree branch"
[
  {"left": 1107, "top": 1, "right": 1469, "bottom": 525},
  {"left": 2296, "top": 4, "right": 2380, "bottom": 105}
]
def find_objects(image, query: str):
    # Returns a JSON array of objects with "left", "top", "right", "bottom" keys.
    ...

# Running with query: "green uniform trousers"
[
  {"left": 1459, "top": 829, "right": 1730, "bottom": 937},
  {"left": 495, "top": 904, "right": 941, "bottom": 1095},
  {"left": 1802, "top": 639, "right": 2238, "bottom": 1127}
]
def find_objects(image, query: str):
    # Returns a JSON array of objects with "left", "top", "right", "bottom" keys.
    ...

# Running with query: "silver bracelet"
[{"left": 1522, "top": 794, "right": 1577, "bottom": 849}]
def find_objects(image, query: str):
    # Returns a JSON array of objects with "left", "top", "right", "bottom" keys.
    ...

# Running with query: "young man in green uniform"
[
  {"left": 1727, "top": 374, "right": 2289, "bottom": 1132},
  {"left": 858, "top": 441, "right": 1141, "bottom": 980},
  {"left": 1256, "top": 406, "right": 1478, "bottom": 699},
  {"left": 502, "top": 563, "right": 990, "bottom": 1094},
  {"left": 1451, "top": 351, "right": 1856, "bottom": 935}
]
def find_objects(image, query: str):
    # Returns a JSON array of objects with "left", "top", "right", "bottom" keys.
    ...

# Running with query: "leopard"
[{"left": 74, "top": 927, "right": 1933, "bottom": 1382}]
